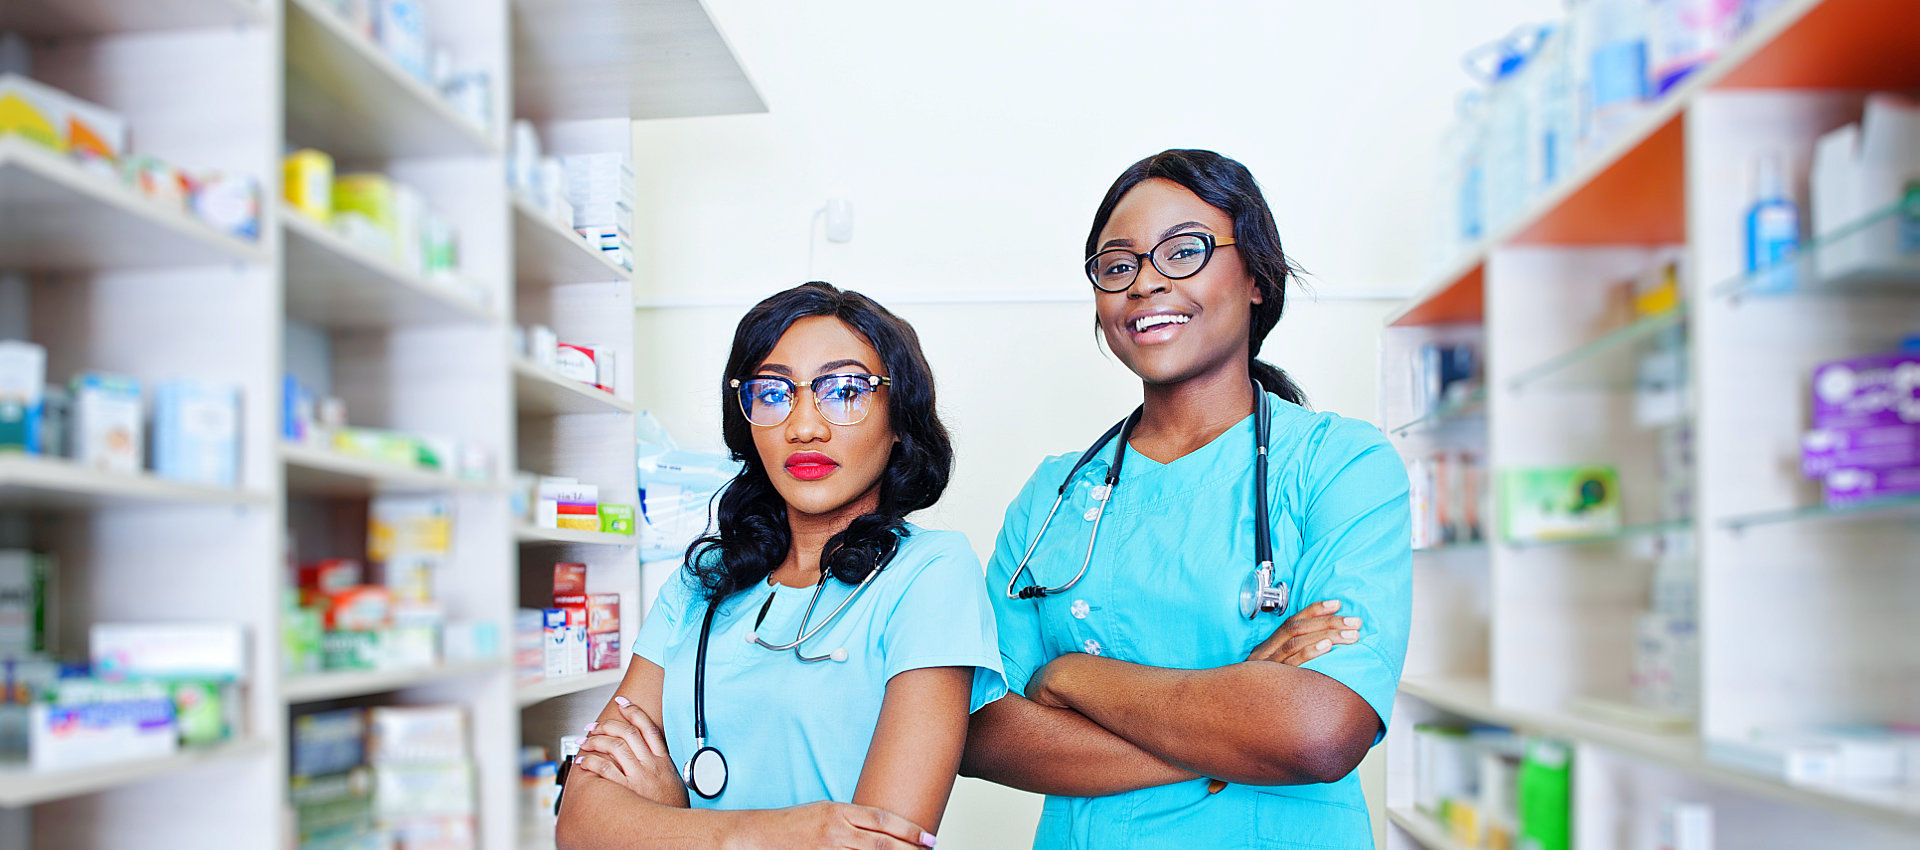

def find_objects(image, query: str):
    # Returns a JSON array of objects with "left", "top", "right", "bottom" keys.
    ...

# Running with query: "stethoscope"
[
  {"left": 681, "top": 563, "right": 883, "bottom": 800},
  {"left": 1004, "top": 381, "right": 1290, "bottom": 621}
]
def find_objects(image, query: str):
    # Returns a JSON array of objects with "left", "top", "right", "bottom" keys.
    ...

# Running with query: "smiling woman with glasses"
[
  {"left": 557, "top": 282, "right": 1005, "bottom": 850},
  {"left": 964, "top": 149, "right": 1414, "bottom": 850}
]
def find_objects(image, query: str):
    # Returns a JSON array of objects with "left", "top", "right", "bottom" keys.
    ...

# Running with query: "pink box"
[{"left": 588, "top": 631, "right": 621, "bottom": 672}]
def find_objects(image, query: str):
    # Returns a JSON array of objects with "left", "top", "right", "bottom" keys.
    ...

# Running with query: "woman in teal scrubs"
[
  {"left": 962, "top": 150, "right": 1413, "bottom": 850},
  {"left": 557, "top": 283, "right": 1005, "bottom": 849}
]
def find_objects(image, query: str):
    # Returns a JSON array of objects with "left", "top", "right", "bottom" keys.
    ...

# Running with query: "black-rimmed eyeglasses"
[
  {"left": 730, "top": 373, "right": 891, "bottom": 427},
  {"left": 1084, "top": 232, "right": 1238, "bottom": 293}
]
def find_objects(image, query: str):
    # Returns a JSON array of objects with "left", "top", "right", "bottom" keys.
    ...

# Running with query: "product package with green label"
[{"left": 1498, "top": 465, "right": 1622, "bottom": 542}]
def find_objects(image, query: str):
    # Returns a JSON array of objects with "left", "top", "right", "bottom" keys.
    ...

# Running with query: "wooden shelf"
[
  {"left": 1386, "top": 807, "right": 1473, "bottom": 850},
  {"left": 510, "top": 0, "right": 765, "bottom": 123},
  {"left": 515, "top": 523, "right": 636, "bottom": 547},
  {"left": 1401, "top": 677, "right": 1920, "bottom": 832},
  {"left": 1386, "top": 0, "right": 1920, "bottom": 328},
  {"left": 283, "top": 0, "right": 497, "bottom": 159},
  {"left": 0, "top": 137, "right": 267, "bottom": 272},
  {"left": 513, "top": 358, "right": 635, "bottom": 415},
  {"left": 0, "top": 454, "right": 268, "bottom": 510},
  {"left": 0, "top": 0, "right": 263, "bottom": 38},
  {"left": 0, "top": 738, "right": 269, "bottom": 808},
  {"left": 281, "top": 443, "right": 500, "bottom": 497},
  {"left": 516, "top": 668, "right": 624, "bottom": 707},
  {"left": 282, "top": 206, "right": 499, "bottom": 328},
  {"left": 284, "top": 660, "right": 506, "bottom": 703},
  {"left": 511, "top": 197, "right": 634, "bottom": 286}
]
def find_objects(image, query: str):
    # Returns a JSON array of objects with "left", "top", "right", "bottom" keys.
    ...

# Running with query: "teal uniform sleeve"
[
  {"left": 981, "top": 460, "right": 1062, "bottom": 697},
  {"left": 1290, "top": 417, "right": 1413, "bottom": 743},
  {"left": 634, "top": 565, "right": 696, "bottom": 667},
  {"left": 877, "top": 532, "right": 1008, "bottom": 713}
]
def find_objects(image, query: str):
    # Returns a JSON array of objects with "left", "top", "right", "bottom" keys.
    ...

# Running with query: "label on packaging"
[
  {"left": 542, "top": 609, "right": 568, "bottom": 679},
  {"left": 588, "top": 631, "right": 622, "bottom": 672},
  {"left": 553, "top": 562, "right": 588, "bottom": 597}
]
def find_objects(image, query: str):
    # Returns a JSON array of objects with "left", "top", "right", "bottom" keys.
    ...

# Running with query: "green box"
[
  {"left": 172, "top": 680, "right": 233, "bottom": 747},
  {"left": 598, "top": 504, "right": 635, "bottom": 536},
  {"left": 1498, "top": 466, "right": 1621, "bottom": 543}
]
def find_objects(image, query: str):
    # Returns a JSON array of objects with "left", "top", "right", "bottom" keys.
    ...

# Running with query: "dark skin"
[{"left": 961, "top": 178, "right": 1381, "bottom": 794}]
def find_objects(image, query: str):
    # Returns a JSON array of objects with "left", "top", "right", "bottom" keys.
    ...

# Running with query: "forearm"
[
  {"left": 960, "top": 692, "right": 1198, "bottom": 797},
  {"left": 1040, "top": 655, "right": 1376, "bottom": 786},
  {"left": 555, "top": 771, "right": 745, "bottom": 850}
]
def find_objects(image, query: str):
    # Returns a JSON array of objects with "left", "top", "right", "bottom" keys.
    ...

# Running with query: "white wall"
[{"left": 630, "top": 1, "right": 1559, "bottom": 846}]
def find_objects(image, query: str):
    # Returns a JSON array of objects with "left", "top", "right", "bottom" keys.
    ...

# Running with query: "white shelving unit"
[
  {"left": 0, "top": 0, "right": 760, "bottom": 847},
  {"left": 1378, "top": 2, "right": 1920, "bottom": 848}
]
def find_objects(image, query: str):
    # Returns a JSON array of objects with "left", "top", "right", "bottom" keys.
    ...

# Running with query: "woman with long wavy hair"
[{"left": 557, "top": 282, "right": 1005, "bottom": 850}]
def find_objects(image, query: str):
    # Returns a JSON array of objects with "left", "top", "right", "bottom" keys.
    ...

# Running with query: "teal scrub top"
[
  {"left": 986, "top": 393, "right": 1412, "bottom": 850},
  {"left": 635, "top": 523, "right": 1006, "bottom": 811}
]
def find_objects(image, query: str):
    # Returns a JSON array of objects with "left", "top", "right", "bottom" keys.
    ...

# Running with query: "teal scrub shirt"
[
  {"left": 986, "top": 393, "right": 1412, "bottom": 850},
  {"left": 635, "top": 523, "right": 1007, "bottom": 811}
]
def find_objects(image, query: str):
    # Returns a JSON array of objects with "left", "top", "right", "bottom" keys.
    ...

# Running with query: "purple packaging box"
[
  {"left": 1811, "top": 352, "right": 1920, "bottom": 430},
  {"left": 1802, "top": 425, "right": 1920, "bottom": 479},
  {"left": 1825, "top": 464, "right": 1920, "bottom": 505}
]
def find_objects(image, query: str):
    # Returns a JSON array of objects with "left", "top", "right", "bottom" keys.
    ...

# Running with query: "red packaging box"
[
  {"left": 588, "top": 632, "right": 621, "bottom": 672},
  {"left": 298, "top": 558, "right": 364, "bottom": 599},
  {"left": 325, "top": 585, "right": 392, "bottom": 631},
  {"left": 553, "top": 562, "right": 587, "bottom": 597},
  {"left": 553, "top": 594, "right": 588, "bottom": 628},
  {"left": 587, "top": 594, "right": 620, "bottom": 635}
]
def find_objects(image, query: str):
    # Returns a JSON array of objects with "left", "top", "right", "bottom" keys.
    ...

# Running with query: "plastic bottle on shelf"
[
  {"left": 1526, "top": 23, "right": 1577, "bottom": 195},
  {"left": 1570, "top": 0, "right": 1650, "bottom": 158},
  {"left": 1469, "top": 25, "right": 1552, "bottom": 234},
  {"left": 1646, "top": 0, "right": 1740, "bottom": 96},
  {"left": 1434, "top": 90, "right": 1489, "bottom": 265},
  {"left": 1746, "top": 151, "right": 1800, "bottom": 294}
]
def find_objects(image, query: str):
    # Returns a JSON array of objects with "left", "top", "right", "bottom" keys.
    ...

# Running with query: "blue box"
[{"left": 152, "top": 380, "right": 240, "bottom": 487}]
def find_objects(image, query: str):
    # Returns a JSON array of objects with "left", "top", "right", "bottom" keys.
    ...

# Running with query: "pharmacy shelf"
[
  {"left": 1387, "top": 387, "right": 1487, "bottom": 437},
  {"left": 516, "top": 669, "right": 624, "bottom": 707},
  {"left": 511, "top": 197, "right": 634, "bottom": 286},
  {"left": 0, "top": 738, "right": 270, "bottom": 808},
  {"left": 0, "top": 0, "right": 264, "bottom": 37},
  {"left": 1723, "top": 494, "right": 1920, "bottom": 533},
  {"left": 1507, "top": 309, "right": 1686, "bottom": 393},
  {"left": 1504, "top": 518, "right": 1692, "bottom": 550},
  {"left": 1385, "top": 0, "right": 1920, "bottom": 328},
  {"left": 0, "top": 137, "right": 266, "bottom": 271},
  {"left": 1715, "top": 197, "right": 1920, "bottom": 303},
  {"left": 1401, "top": 677, "right": 1920, "bottom": 832},
  {"left": 510, "top": 0, "right": 766, "bottom": 123},
  {"left": 515, "top": 523, "right": 637, "bottom": 547},
  {"left": 282, "top": 207, "right": 500, "bottom": 328},
  {"left": 283, "top": 0, "right": 497, "bottom": 159},
  {"left": 281, "top": 443, "right": 500, "bottom": 497},
  {"left": 1386, "top": 807, "right": 1473, "bottom": 850},
  {"left": 513, "top": 358, "right": 635, "bottom": 415},
  {"left": 1413, "top": 540, "right": 1489, "bottom": 556},
  {"left": 0, "top": 454, "right": 269, "bottom": 510},
  {"left": 283, "top": 659, "right": 507, "bottom": 703}
]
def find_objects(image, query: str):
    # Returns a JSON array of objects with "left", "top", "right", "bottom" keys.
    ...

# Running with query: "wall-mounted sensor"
[{"left": 823, "top": 198, "right": 853, "bottom": 243}]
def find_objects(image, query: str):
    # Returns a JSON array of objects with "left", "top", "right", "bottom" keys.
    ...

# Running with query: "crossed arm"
[
  {"left": 554, "top": 658, "right": 968, "bottom": 850},
  {"left": 959, "top": 601, "right": 1381, "bottom": 795}
]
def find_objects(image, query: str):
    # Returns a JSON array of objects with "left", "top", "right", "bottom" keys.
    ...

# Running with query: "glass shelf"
[
  {"left": 1716, "top": 194, "right": 1920, "bottom": 302},
  {"left": 1509, "top": 308, "right": 1688, "bottom": 393},
  {"left": 1723, "top": 494, "right": 1920, "bottom": 532},
  {"left": 1389, "top": 387, "right": 1488, "bottom": 437},
  {"left": 1506, "top": 517, "right": 1692, "bottom": 549}
]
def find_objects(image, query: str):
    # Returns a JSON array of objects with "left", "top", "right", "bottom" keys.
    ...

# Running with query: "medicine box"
[
  {"left": 325, "top": 585, "right": 394, "bottom": 632},
  {"left": 90, "top": 622, "right": 248, "bottom": 682},
  {"left": 0, "top": 340, "right": 45, "bottom": 453},
  {"left": 599, "top": 504, "right": 635, "bottom": 535},
  {"left": 29, "top": 679, "right": 177, "bottom": 771},
  {"left": 71, "top": 372, "right": 143, "bottom": 475},
  {"left": 553, "top": 562, "right": 588, "bottom": 597},
  {"left": 587, "top": 594, "right": 620, "bottom": 635},
  {"left": 0, "top": 550, "right": 52, "bottom": 655},
  {"left": 151, "top": 379, "right": 241, "bottom": 488},
  {"left": 542, "top": 609, "right": 568, "bottom": 679},
  {"left": 0, "top": 73, "right": 128, "bottom": 161},
  {"left": 1810, "top": 350, "right": 1920, "bottom": 430},
  {"left": 1498, "top": 466, "right": 1622, "bottom": 542},
  {"left": 284, "top": 149, "right": 335, "bottom": 223},
  {"left": 1801, "top": 425, "right": 1920, "bottom": 478},
  {"left": 553, "top": 343, "right": 599, "bottom": 386},
  {"left": 588, "top": 631, "right": 621, "bottom": 672},
  {"left": 368, "top": 704, "right": 467, "bottom": 764},
  {"left": 1826, "top": 464, "right": 1920, "bottom": 505},
  {"left": 373, "top": 762, "right": 475, "bottom": 818},
  {"left": 292, "top": 707, "right": 367, "bottom": 777}
]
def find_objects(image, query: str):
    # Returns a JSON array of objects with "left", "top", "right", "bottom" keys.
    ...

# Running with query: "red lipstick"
[{"left": 784, "top": 451, "right": 839, "bottom": 481}]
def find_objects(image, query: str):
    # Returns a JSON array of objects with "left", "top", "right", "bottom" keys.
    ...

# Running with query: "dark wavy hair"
[
  {"left": 685, "top": 282, "right": 953, "bottom": 600},
  {"left": 1085, "top": 149, "right": 1309, "bottom": 406}
]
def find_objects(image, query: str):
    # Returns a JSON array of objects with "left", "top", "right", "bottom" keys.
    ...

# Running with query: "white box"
[
  {"left": 564, "top": 623, "right": 587, "bottom": 677},
  {"left": 542, "top": 609, "right": 568, "bottom": 679},
  {"left": 29, "top": 681, "right": 176, "bottom": 771},
  {"left": 90, "top": 622, "right": 248, "bottom": 681},
  {"left": 151, "top": 379, "right": 240, "bottom": 488},
  {"left": 71, "top": 372, "right": 143, "bottom": 474},
  {"left": 368, "top": 704, "right": 468, "bottom": 764}
]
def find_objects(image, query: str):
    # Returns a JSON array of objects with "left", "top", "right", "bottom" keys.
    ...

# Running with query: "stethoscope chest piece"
[
  {"left": 683, "top": 744, "right": 728, "bottom": 799},
  {"left": 1239, "top": 561, "right": 1288, "bottom": 620}
]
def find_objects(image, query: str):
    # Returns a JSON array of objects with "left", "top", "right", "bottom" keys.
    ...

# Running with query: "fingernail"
[
  {"left": 1343, "top": 617, "right": 1360, "bottom": 627},
  {"left": 1323, "top": 601, "right": 1340, "bottom": 611},
  {"left": 614, "top": 696, "right": 632, "bottom": 708},
  {"left": 1340, "top": 630, "right": 1358, "bottom": 640},
  {"left": 921, "top": 832, "right": 938, "bottom": 847},
  {"left": 584, "top": 721, "right": 597, "bottom": 733},
  {"left": 1316, "top": 639, "right": 1332, "bottom": 651}
]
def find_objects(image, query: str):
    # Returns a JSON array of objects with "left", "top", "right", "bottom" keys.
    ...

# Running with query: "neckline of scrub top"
[{"left": 1082, "top": 396, "right": 1275, "bottom": 508}]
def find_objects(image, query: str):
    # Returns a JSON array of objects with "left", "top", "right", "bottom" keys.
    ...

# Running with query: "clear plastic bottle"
[
  {"left": 1746, "top": 151, "right": 1800, "bottom": 294},
  {"left": 1570, "top": 0, "right": 1650, "bottom": 157}
]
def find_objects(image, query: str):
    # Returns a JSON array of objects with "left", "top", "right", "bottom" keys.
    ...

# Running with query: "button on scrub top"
[
  {"left": 636, "top": 524, "right": 1007, "bottom": 811},
  {"left": 986, "top": 393, "right": 1412, "bottom": 850}
]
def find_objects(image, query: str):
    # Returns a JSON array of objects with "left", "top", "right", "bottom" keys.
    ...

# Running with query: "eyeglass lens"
[
  {"left": 1086, "top": 233, "right": 1215, "bottom": 291},
  {"left": 737, "top": 375, "right": 880, "bottom": 427}
]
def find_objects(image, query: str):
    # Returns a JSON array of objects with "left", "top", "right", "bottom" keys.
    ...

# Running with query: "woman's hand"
[
  {"left": 726, "top": 801, "right": 936, "bottom": 850},
  {"left": 1245, "top": 600, "right": 1361, "bottom": 666},
  {"left": 573, "top": 696, "right": 690, "bottom": 808}
]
